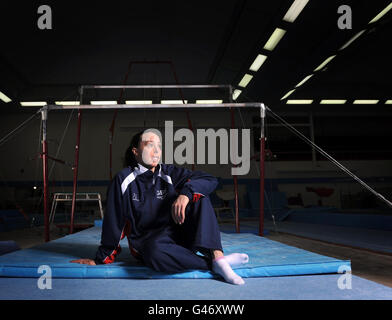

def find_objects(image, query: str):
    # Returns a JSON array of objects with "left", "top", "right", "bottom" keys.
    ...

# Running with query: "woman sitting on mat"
[{"left": 71, "top": 129, "right": 248, "bottom": 285}]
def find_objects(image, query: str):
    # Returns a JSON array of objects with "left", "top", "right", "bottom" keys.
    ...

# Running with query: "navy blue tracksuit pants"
[{"left": 138, "top": 196, "right": 223, "bottom": 273}]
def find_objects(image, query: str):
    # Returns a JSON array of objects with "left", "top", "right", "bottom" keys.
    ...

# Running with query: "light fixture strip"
[
  {"left": 280, "top": 89, "right": 295, "bottom": 100},
  {"left": 249, "top": 54, "right": 267, "bottom": 72},
  {"left": 283, "top": 0, "right": 310, "bottom": 23},
  {"left": 339, "top": 30, "right": 366, "bottom": 50},
  {"left": 0, "top": 91, "right": 12, "bottom": 103},
  {"left": 314, "top": 55, "right": 336, "bottom": 71},
  {"left": 160, "top": 100, "right": 188, "bottom": 104},
  {"left": 125, "top": 100, "right": 153, "bottom": 105},
  {"left": 295, "top": 74, "right": 313, "bottom": 87},
  {"left": 286, "top": 99, "right": 313, "bottom": 104},
  {"left": 353, "top": 100, "right": 379, "bottom": 104},
  {"left": 90, "top": 101, "right": 117, "bottom": 105},
  {"left": 55, "top": 101, "right": 80, "bottom": 106},
  {"left": 232, "top": 89, "right": 242, "bottom": 101},
  {"left": 369, "top": 2, "right": 392, "bottom": 24},
  {"left": 238, "top": 74, "right": 253, "bottom": 88},
  {"left": 20, "top": 101, "right": 47, "bottom": 106},
  {"left": 263, "top": 28, "right": 287, "bottom": 51},
  {"left": 196, "top": 100, "right": 223, "bottom": 104},
  {"left": 320, "top": 100, "right": 347, "bottom": 104}
]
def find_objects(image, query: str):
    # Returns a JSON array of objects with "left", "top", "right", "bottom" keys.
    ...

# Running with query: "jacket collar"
[
  {"left": 137, "top": 163, "right": 150, "bottom": 174},
  {"left": 136, "top": 163, "right": 161, "bottom": 181}
]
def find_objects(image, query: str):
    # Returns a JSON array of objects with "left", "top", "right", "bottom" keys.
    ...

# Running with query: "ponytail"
[{"left": 123, "top": 130, "right": 144, "bottom": 168}]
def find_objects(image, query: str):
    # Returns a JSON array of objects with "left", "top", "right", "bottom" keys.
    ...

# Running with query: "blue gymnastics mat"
[{"left": 0, "top": 225, "right": 350, "bottom": 279}]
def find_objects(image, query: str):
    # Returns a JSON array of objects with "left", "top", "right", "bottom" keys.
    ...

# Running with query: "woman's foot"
[
  {"left": 223, "top": 253, "right": 249, "bottom": 268},
  {"left": 212, "top": 256, "right": 245, "bottom": 285},
  {"left": 211, "top": 250, "right": 249, "bottom": 268}
]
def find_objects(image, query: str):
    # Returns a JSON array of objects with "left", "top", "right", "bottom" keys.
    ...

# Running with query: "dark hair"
[
  {"left": 123, "top": 129, "right": 162, "bottom": 168},
  {"left": 123, "top": 130, "right": 144, "bottom": 168}
]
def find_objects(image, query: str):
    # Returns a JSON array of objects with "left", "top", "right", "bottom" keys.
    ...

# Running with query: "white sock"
[
  {"left": 224, "top": 253, "right": 249, "bottom": 268},
  {"left": 212, "top": 257, "right": 245, "bottom": 285}
]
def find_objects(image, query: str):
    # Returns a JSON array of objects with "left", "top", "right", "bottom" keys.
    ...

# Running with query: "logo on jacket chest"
[
  {"left": 132, "top": 193, "right": 140, "bottom": 202},
  {"left": 156, "top": 189, "right": 167, "bottom": 200},
  {"left": 131, "top": 189, "right": 168, "bottom": 202}
]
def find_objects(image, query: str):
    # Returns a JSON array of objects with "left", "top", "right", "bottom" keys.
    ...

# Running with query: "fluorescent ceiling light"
[
  {"left": 249, "top": 54, "right": 267, "bottom": 72},
  {"left": 385, "top": 100, "right": 392, "bottom": 104},
  {"left": 232, "top": 89, "right": 242, "bottom": 101},
  {"left": 20, "top": 101, "right": 47, "bottom": 107},
  {"left": 320, "top": 99, "right": 347, "bottom": 104},
  {"left": 160, "top": 100, "right": 188, "bottom": 104},
  {"left": 238, "top": 74, "right": 253, "bottom": 88},
  {"left": 283, "top": 0, "right": 310, "bottom": 23},
  {"left": 286, "top": 99, "right": 313, "bottom": 104},
  {"left": 125, "top": 100, "right": 153, "bottom": 105},
  {"left": 196, "top": 100, "right": 223, "bottom": 104},
  {"left": 295, "top": 74, "right": 313, "bottom": 87},
  {"left": 314, "top": 55, "right": 336, "bottom": 71},
  {"left": 263, "top": 28, "right": 287, "bottom": 51},
  {"left": 353, "top": 100, "right": 379, "bottom": 104},
  {"left": 0, "top": 91, "right": 11, "bottom": 103},
  {"left": 55, "top": 101, "right": 80, "bottom": 105},
  {"left": 280, "top": 89, "right": 295, "bottom": 100},
  {"left": 339, "top": 30, "right": 366, "bottom": 50},
  {"left": 90, "top": 101, "right": 117, "bottom": 105},
  {"left": 369, "top": 2, "right": 392, "bottom": 24}
]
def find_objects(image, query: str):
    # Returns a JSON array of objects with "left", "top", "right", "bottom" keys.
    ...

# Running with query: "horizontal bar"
[
  {"left": 81, "top": 84, "right": 233, "bottom": 89},
  {"left": 53, "top": 199, "right": 100, "bottom": 202},
  {"left": 44, "top": 103, "right": 265, "bottom": 111}
]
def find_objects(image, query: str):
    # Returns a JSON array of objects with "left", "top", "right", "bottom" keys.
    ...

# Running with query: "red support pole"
[
  {"left": 42, "top": 140, "right": 50, "bottom": 241},
  {"left": 230, "top": 107, "right": 240, "bottom": 233},
  {"left": 233, "top": 175, "right": 240, "bottom": 233},
  {"left": 41, "top": 109, "right": 50, "bottom": 242},
  {"left": 259, "top": 137, "right": 265, "bottom": 236},
  {"left": 70, "top": 109, "right": 83, "bottom": 234},
  {"left": 259, "top": 106, "right": 265, "bottom": 237}
]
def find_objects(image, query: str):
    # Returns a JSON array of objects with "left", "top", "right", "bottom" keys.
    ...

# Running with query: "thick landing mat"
[{"left": 0, "top": 226, "right": 350, "bottom": 279}]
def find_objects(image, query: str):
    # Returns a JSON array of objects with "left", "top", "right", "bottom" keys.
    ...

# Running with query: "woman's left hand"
[
  {"left": 70, "top": 259, "right": 96, "bottom": 265},
  {"left": 172, "top": 195, "right": 190, "bottom": 225}
]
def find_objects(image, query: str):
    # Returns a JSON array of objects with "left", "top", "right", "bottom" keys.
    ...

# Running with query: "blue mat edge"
[{"left": 0, "top": 260, "right": 351, "bottom": 279}]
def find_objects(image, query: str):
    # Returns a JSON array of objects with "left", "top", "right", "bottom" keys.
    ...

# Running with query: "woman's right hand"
[{"left": 70, "top": 259, "right": 96, "bottom": 265}]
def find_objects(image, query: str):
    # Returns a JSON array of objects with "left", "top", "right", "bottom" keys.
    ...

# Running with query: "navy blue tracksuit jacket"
[{"left": 94, "top": 163, "right": 220, "bottom": 269}]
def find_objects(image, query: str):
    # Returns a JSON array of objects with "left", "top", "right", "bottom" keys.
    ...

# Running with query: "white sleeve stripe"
[{"left": 121, "top": 171, "right": 137, "bottom": 194}]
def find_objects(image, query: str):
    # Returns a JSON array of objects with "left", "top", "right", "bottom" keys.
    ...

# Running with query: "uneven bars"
[{"left": 39, "top": 102, "right": 266, "bottom": 241}]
